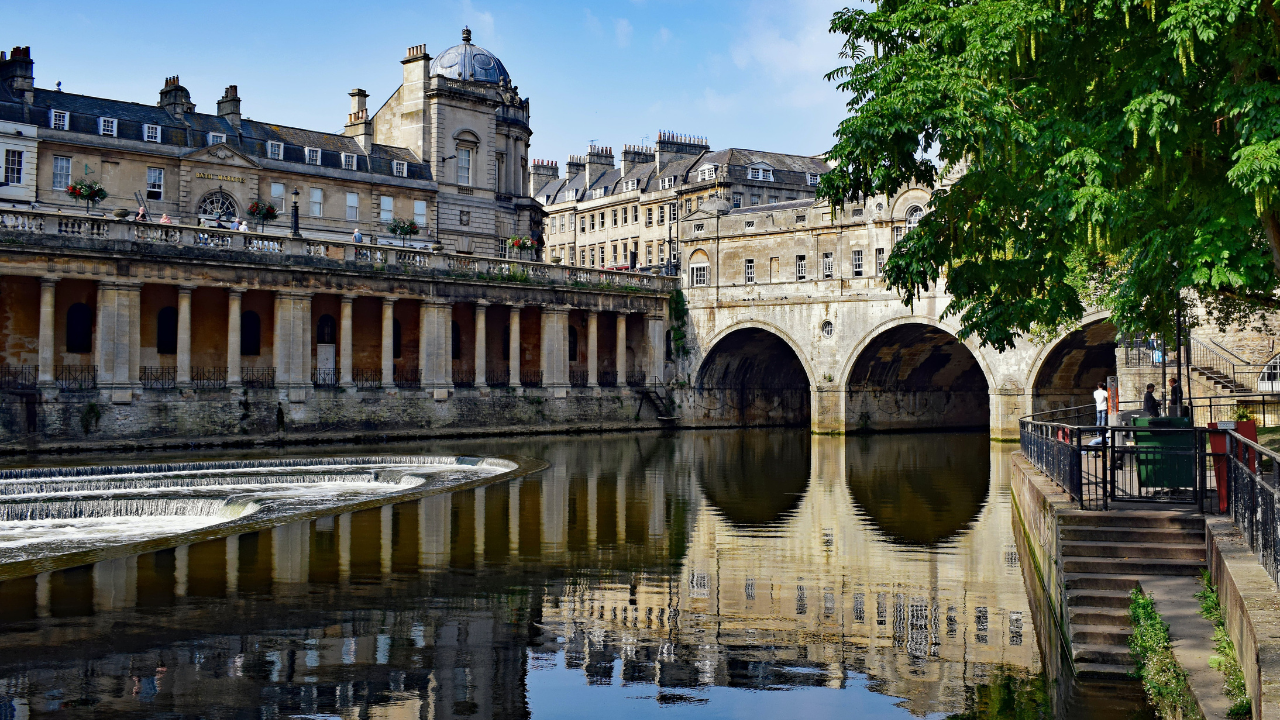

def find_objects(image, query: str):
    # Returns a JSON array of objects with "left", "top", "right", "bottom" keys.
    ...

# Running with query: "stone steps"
[
  {"left": 1075, "top": 661, "right": 1139, "bottom": 680},
  {"left": 1061, "top": 526, "right": 1204, "bottom": 544},
  {"left": 1062, "top": 539, "right": 1206, "bottom": 561},
  {"left": 1067, "top": 589, "right": 1134, "bottom": 609},
  {"left": 1063, "top": 556, "right": 1205, "bottom": 576},
  {"left": 1072, "top": 624, "right": 1134, "bottom": 647}
]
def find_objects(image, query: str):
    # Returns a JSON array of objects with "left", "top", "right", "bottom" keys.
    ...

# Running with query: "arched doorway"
[
  {"left": 197, "top": 191, "right": 238, "bottom": 223},
  {"left": 1032, "top": 320, "right": 1118, "bottom": 413},
  {"left": 695, "top": 327, "right": 810, "bottom": 426},
  {"left": 846, "top": 322, "right": 990, "bottom": 431}
]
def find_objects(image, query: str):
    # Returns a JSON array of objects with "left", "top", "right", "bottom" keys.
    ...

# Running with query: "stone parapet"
[{"left": 1206, "top": 516, "right": 1280, "bottom": 720}]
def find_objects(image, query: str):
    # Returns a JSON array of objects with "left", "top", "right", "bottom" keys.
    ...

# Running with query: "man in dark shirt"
[
  {"left": 1169, "top": 377, "right": 1184, "bottom": 417},
  {"left": 1143, "top": 383, "right": 1161, "bottom": 417}
]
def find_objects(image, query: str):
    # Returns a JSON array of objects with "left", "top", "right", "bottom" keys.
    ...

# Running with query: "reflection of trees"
[{"left": 845, "top": 433, "right": 991, "bottom": 546}]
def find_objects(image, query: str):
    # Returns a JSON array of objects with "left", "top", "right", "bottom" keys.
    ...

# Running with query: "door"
[{"left": 317, "top": 344, "right": 336, "bottom": 371}]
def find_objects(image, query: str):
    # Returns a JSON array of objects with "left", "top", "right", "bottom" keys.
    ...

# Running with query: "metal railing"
[
  {"left": 1121, "top": 334, "right": 1267, "bottom": 394},
  {"left": 597, "top": 369, "right": 617, "bottom": 388},
  {"left": 352, "top": 368, "right": 382, "bottom": 389},
  {"left": 626, "top": 371, "right": 647, "bottom": 387},
  {"left": 191, "top": 366, "right": 227, "bottom": 390},
  {"left": 241, "top": 367, "right": 275, "bottom": 389},
  {"left": 453, "top": 368, "right": 475, "bottom": 388},
  {"left": 55, "top": 365, "right": 97, "bottom": 392},
  {"left": 312, "top": 368, "right": 339, "bottom": 388},
  {"left": 1224, "top": 431, "right": 1280, "bottom": 586},
  {"left": 569, "top": 369, "right": 589, "bottom": 387},
  {"left": 0, "top": 365, "right": 37, "bottom": 390},
  {"left": 394, "top": 368, "right": 421, "bottom": 389},
  {"left": 485, "top": 368, "right": 510, "bottom": 387},
  {"left": 139, "top": 366, "right": 176, "bottom": 390},
  {"left": 520, "top": 369, "right": 542, "bottom": 388}
]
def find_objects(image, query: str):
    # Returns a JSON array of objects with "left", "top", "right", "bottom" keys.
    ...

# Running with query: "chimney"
[
  {"left": 655, "top": 130, "right": 709, "bottom": 172},
  {"left": 565, "top": 154, "right": 586, "bottom": 180},
  {"left": 401, "top": 43, "right": 431, "bottom": 87},
  {"left": 216, "top": 85, "right": 241, "bottom": 130},
  {"left": 530, "top": 159, "right": 559, "bottom": 190},
  {"left": 344, "top": 88, "right": 373, "bottom": 151},
  {"left": 584, "top": 144, "right": 614, "bottom": 186},
  {"left": 158, "top": 75, "right": 195, "bottom": 120},
  {"left": 620, "top": 144, "right": 654, "bottom": 176},
  {"left": 0, "top": 46, "right": 34, "bottom": 104}
]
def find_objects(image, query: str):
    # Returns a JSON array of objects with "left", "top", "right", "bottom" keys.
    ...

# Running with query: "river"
[{"left": 0, "top": 430, "right": 1153, "bottom": 718}]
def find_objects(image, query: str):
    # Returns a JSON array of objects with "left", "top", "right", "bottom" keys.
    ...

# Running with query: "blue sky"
[{"left": 1, "top": 0, "right": 853, "bottom": 165}]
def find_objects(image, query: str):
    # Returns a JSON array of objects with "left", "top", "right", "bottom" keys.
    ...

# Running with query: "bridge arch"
[
  {"left": 1027, "top": 313, "right": 1118, "bottom": 414},
  {"left": 843, "top": 317, "right": 994, "bottom": 432},
  {"left": 694, "top": 321, "right": 813, "bottom": 427}
]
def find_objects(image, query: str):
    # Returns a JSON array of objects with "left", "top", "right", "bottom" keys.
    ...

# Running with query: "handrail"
[
  {"left": 1208, "top": 337, "right": 1250, "bottom": 365},
  {"left": 1189, "top": 336, "right": 1249, "bottom": 390}
]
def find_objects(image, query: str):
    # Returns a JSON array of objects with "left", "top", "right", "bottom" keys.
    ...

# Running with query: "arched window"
[
  {"left": 906, "top": 205, "right": 924, "bottom": 230},
  {"left": 1261, "top": 354, "right": 1280, "bottom": 392},
  {"left": 197, "top": 191, "right": 238, "bottom": 221},
  {"left": 156, "top": 306, "right": 178, "bottom": 355},
  {"left": 568, "top": 325, "right": 579, "bottom": 361},
  {"left": 316, "top": 314, "right": 337, "bottom": 344},
  {"left": 241, "top": 311, "right": 261, "bottom": 356},
  {"left": 451, "top": 321, "right": 462, "bottom": 360},
  {"left": 392, "top": 319, "right": 402, "bottom": 359},
  {"left": 66, "top": 303, "right": 93, "bottom": 353}
]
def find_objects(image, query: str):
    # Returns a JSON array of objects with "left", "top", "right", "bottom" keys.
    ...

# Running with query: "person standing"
[
  {"left": 352, "top": 228, "right": 363, "bottom": 244},
  {"left": 1169, "top": 377, "right": 1184, "bottom": 418},
  {"left": 1094, "top": 381, "right": 1109, "bottom": 426},
  {"left": 1143, "top": 383, "right": 1161, "bottom": 417}
]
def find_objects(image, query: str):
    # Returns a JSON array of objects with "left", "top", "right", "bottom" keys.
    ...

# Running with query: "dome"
[{"left": 430, "top": 28, "right": 511, "bottom": 85}]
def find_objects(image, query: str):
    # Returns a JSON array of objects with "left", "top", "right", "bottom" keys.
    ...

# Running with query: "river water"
[{"left": 0, "top": 430, "right": 1153, "bottom": 719}]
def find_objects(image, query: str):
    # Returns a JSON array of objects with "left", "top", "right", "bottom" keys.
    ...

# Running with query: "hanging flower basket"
[
  {"left": 247, "top": 201, "right": 278, "bottom": 231},
  {"left": 387, "top": 217, "right": 421, "bottom": 245},
  {"left": 66, "top": 179, "right": 107, "bottom": 212}
]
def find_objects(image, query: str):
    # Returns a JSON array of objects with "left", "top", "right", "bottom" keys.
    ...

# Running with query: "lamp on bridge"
[{"left": 290, "top": 188, "right": 300, "bottom": 239}]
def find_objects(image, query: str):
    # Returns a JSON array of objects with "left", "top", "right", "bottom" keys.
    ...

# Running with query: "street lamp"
[{"left": 290, "top": 188, "right": 300, "bottom": 238}]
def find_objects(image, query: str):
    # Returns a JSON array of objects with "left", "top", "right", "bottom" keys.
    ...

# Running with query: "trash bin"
[{"left": 1132, "top": 417, "right": 1195, "bottom": 490}]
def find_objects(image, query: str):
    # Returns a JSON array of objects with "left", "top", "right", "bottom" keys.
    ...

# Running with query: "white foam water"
[{"left": 0, "top": 515, "right": 227, "bottom": 553}]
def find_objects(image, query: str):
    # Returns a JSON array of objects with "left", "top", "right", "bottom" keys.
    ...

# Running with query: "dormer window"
[
  {"left": 660, "top": 176, "right": 676, "bottom": 190},
  {"left": 562, "top": 189, "right": 575, "bottom": 202},
  {"left": 591, "top": 188, "right": 605, "bottom": 199},
  {"left": 267, "top": 141, "right": 283, "bottom": 160},
  {"left": 98, "top": 118, "right": 117, "bottom": 137},
  {"left": 208, "top": 132, "right": 226, "bottom": 145},
  {"left": 624, "top": 179, "right": 639, "bottom": 191},
  {"left": 305, "top": 147, "right": 321, "bottom": 165},
  {"left": 696, "top": 165, "right": 717, "bottom": 182},
  {"left": 545, "top": 194, "right": 552, "bottom": 203},
  {"left": 807, "top": 172, "right": 820, "bottom": 186},
  {"left": 144, "top": 124, "right": 161, "bottom": 143},
  {"left": 748, "top": 166, "right": 774, "bottom": 181},
  {"left": 341, "top": 153, "right": 356, "bottom": 171},
  {"left": 50, "top": 110, "right": 68, "bottom": 131},
  {"left": 392, "top": 161, "right": 407, "bottom": 177}
]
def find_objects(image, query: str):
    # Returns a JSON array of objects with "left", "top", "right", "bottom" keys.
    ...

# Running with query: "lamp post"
[{"left": 290, "top": 188, "right": 301, "bottom": 238}]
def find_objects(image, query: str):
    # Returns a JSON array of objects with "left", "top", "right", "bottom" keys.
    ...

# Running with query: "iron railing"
[
  {"left": 191, "top": 366, "right": 227, "bottom": 390},
  {"left": 569, "top": 369, "right": 589, "bottom": 387},
  {"left": 55, "top": 365, "right": 97, "bottom": 392},
  {"left": 520, "top": 369, "right": 542, "bottom": 388},
  {"left": 597, "top": 369, "right": 617, "bottom": 388},
  {"left": 139, "top": 366, "right": 176, "bottom": 390},
  {"left": 394, "top": 368, "right": 421, "bottom": 389},
  {"left": 626, "top": 371, "right": 647, "bottom": 387},
  {"left": 1224, "top": 431, "right": 1280, "bottom": 586},
  {"left": 485, "top": 368, "right": 510, "bottom": 387},
  {"left": 312, "top": 368, "right": 339, "bottom": 388},
  {"left": 0, "top": 365, "right": 37, "bottom": 390},
  {"left": 352, "top": 368, "right": 382, "bottom": 389},
  {"left": 1121, "top": 334, "right": 1267, "bottom": 394},
  {"left": 453, "top": 368, "right": 475, "bottom": 388},
  {"left": 241, "top": 367, "right": 275, "bottom": 388}
]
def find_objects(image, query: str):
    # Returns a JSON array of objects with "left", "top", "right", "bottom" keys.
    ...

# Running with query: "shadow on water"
[{"left": 0, "top": 429, "right": 1155, "bottom": 719}]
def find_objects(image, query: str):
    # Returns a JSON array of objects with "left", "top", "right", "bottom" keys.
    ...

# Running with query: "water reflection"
[{"left": 0, "top": 430, "right": 1052, "bottom": 719}]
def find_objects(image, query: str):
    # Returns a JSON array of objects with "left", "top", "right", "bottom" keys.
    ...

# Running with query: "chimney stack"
[
  {"left": 344, "top": 88, "right": 373, "bottom": 151},
  {"left": 584, "top": 144, "right": 614, "bottom": 186},
  {"left": 530, "top": 159, "right": 559, "bottom": 191},
  {"left": 620, "top": 144, "right": 654, "bottom": 176},
  {"left": 655, "top": 130, "right": 709, "bottom": 172},
  {"left": 565, "top": 155, "right": 586, "bottom": 180},
  {"left": 0, "top": 47, "right": 34, "bottom": 104},
  {"left": 158, "top": 75, "right": 195, "bottom": 120},
  {"left": 216, "top": 85, "right": 241, "bottom": 130}
]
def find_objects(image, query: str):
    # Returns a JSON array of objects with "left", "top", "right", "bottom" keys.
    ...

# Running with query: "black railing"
[
  {"left": 353, "top": 368, "right": 382, "bottom": 389},
  {"left": 626, "top": 371, "right": 647, "bottom": 387},
  {"left": 139, "top": 366, "right": 176, "bottom": 390},
  {"left": 485, "top": 368, "right": 510, "bottom": 387},
  {"left": 569, "top": 368, "right": 589, "bottom": 387},
  {"left": 191, "top": 366, "right": 227, "bottom": 390},
  {"left": 242, "top": 367, "right": 275, "bottom": 389},
  {"left": 56, "top": 365, "right": 97, "bottom": 392},
  {"left": 520, "top": 369, "right": 542, "bottom": 388},
  {"left": 394, "top": 368, "right": 421, "bottom": 389},
  {"left": 0, "top": 365, "right": 37, "bottom": 390},
  {"left": 453, "top": 367, "right": 475, "bottom": 388},
  {"left": 1225, "top": 432, "right": 1280, "bottom": 586},
  {"left": 312, "top": 368, "right": 339, "bottom": 388},
  {"left": 597, "top": 369, "right": 617, "bottom": 387}
]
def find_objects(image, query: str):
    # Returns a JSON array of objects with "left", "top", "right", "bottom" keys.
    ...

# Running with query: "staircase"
[
  {"left": 1190, "top": 364, "right": 1250, "bottom": 394},
  {"left": 1060, "top": 509, "right": 1207, "bottom": 678}
]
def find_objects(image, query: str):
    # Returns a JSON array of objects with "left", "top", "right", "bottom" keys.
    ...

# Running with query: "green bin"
[{"left": 1131, "top": 416, "right": 1194, "bottom": 489}]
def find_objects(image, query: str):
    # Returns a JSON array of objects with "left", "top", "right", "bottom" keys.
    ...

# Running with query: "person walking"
[
  {"left": 1094, "top": 381, "right": 1109, "bottom": 426},
  {"left": 352, "top": 228, "right": 363, "bottom": 244},
  {"left": 1168, "top": 377, "right": 1184, "bottom": 418},
  {"left": 1143, "top": 383, "right": 1161, "bottom": 417}
]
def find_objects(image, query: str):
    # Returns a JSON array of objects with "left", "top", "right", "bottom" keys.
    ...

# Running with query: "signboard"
[{"left": 195, "top": 172, "right": 245, "bottom": 183}]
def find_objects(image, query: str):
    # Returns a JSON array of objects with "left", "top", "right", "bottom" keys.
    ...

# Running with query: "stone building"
[{"left": 531, "top": 132, "right": 829, "bottom": 272}]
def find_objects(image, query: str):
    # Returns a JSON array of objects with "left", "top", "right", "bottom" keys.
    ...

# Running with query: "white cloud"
[
  {"left": 615, "top": 18, "right": 633, "bottom": 47},
  {"left": 459, "top": 0, "right": 496, "bottom": 44},
  {"left": 584, "top": 8, "right": 603, "bottom": 36},
  {"left": 656, "top": 26, "right": 672, "bottom": 44}
]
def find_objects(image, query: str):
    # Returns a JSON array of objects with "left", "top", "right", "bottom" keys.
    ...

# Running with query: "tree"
[{"left": 819, "top": 0, "right": 1280, "bottom": 350}]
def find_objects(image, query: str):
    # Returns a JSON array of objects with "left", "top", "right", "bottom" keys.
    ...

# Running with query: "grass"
[
  {"left": 1195, "top": 570, "right": 1252, "bottom": 718},
  {"left": 1129, "top": 588, "right": 1203, "bottom": 720}
]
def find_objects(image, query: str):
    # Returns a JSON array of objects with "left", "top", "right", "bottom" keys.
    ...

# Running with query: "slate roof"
[{"left": 727, "top": 198, "right": 816, "bottom": 216}]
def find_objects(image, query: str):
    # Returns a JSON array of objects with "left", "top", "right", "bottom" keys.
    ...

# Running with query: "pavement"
[{"left": 1141, "top": 575, "right": 1234, "bottom": 720}]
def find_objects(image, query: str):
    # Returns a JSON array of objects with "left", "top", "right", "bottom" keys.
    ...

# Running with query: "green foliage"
[
  {"left": 1129, "top": 589, "right": 1202, "bottom": 719},
  {"left": 944, "top": 667, "right": 1052, "bottom": 719},
  {"left": 821, "top": 0, "right": 1280, "bottom": 350},
  {"left": 1197, "top": 570, "right": 1253, "bottom": 718},
  {"left": 668, "top": 288, "right": 691, "bottom": 358},
  {"left": 1231, "top": 405, "right": 1255, "bottom": 423}
]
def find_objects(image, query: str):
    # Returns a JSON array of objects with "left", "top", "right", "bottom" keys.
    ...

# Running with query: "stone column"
[
  {"left": 225, "top": 535, "right": 239, "bottom": 595},
  {"left": 275, "top": 292, "right": 312, "bottom": 402},
  {"left": 296, "top": 294, "right": 312, "bottom": 401},
  {"left": 94, "top": 282, "right": 116, "bottom": 390},
  {"left": 273, "top": 292, "right": 286, "bottom": 395},
  {"left": 95, "top": 281, "right": 134, "bottom": 402},
  {"left": 340, "top": 295, "right": 355, "bottom": 388},
  {"left": 381, "top": 297, "right": 396, "bottom": 388},
  {"left": 127, "top": 284, "right": 140, "bottom": 391},
  {"left": 418, "top": 301, "right": 430, "bottom": 390},
  {"left": 508, "top": 480, "right": 521, "bottom": 557},
  {"left": 586, "top": 311, "right": 599, "bottom": 388},
  {"left": 615, "top": 312, "right": 628, "bottom": 386},
  {"left": 176, "top": 285, "right": 193, "bottom": 387},
  {"left": 37, "top": 277, "right": 56, "bottom": 388},
  {"left": 474, "top": 301, "right": 488, "bottom": 388},
  {"left": 474, "top": 485, "right": 486, "bottom": 564},
  {"left": 647, "top": 312, "right": 666, "bottom": 387},
  {"left": 227, "top": 290, "right": 242, "bottom": 387},
  {"left": 508, "top": 304, "right": 522, "bottom": 388}
]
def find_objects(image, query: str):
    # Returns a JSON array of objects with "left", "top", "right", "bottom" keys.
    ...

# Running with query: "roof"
[
  {"left": 429, "top": 35, "right": 511, "bottom": 85},
  {"left": 726, "top": 198, "right": 816, "bottom": 216}
]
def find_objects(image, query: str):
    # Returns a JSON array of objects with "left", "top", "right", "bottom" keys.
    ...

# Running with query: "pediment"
[{"left": 183, "top": 143, "right": 262, "bottom": 169}]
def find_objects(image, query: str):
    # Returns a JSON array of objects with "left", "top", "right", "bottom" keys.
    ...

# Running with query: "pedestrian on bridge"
[{"left": 1094, "top": 382, "right": 1109, "bottom": 427}]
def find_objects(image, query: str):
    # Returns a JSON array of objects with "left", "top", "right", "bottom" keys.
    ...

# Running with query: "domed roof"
[{"left": 430, "top": 28, "right": 511, "bottom": 85}]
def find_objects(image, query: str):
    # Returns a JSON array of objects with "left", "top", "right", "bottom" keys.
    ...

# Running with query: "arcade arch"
[
  {"left": 695, "top": 325, "right": 811, "bottom": 426},
  {"left": 1030, "top": 319, "right": 1118, "bottom": 413}
]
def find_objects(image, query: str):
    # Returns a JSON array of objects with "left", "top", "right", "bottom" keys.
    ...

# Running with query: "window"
[
  {"left": 309, "top": 187, "right": 323, "bottom": 217},
  {"left": 591, "top": 188, "right": 605, "bottom": 199},
  {"left": 346, "top": 192, "right": 359, "bottom": 221},
  {"left": 894, "top": 226, "right": 904, "bottom": 243},
  {"left": 692, "top": 264, "right": 709, "bottom": 286},
  {"left": 457, "top": 148, "right": 472, "bottom": 185},
  {"left": 623, "top": 179, "right": 639, "bottom": 191},
  {"left": 52, "top": 156, "right": 71, "bottom": 191},
  {"left": 660, "top": 176, "right": 676, "bottom": 190},
  {"left": 451, "top": 321, "right": 461, "bottom": 360},
  {"left": 745, "top": 220, "right": 755, "bottom": 229},
  {"left": 156, "top": 307, "right": 178, "bottom": 355},
  {"left": 66, "top": 303, "right": 93, "bottom": 354},
  {"left": 684, "top": 199, "right": 691, "bottom": 214},
  {"left": 906, "top": 204, "right": 924, "bottom": 230},
  {"left": 750, "top": 195, "right": 761, "bottom": 206},
  {"left": 559, "top": 215, "right": 565, "bottom": 232},
  {"left": 270, "top": 182, "right": 285, "bottom": 211},
  {"left": 317, "top": 315, "right": 337, "bottom": 345},
  {"left": 621, "top": 206, "right": 627, "bottom": 224},
  {"left": 693, "top": 223, "right": 705, "bottom": 233},
  {"left": 459, "top": 210, "right": 470, "bottom": 226},
  {"left": 580, "top": 216, "right": 586, "bottom": 233},
  {"left": 208, "top": 132, "right": 225, "bottom": 145},
  {"left": 380, "top": 195, "right": 394, "bottom": 222},
  {"left": 821, "top": 320, "right": 834, "bottom": 338},
  {"left": 612, "top": 245, "right": 618, "bottom": 264},
  {"left": 646, "top": 207, "right": 653, "bottom": 226},
  {"left": 768, "top": 196, "right": 779, "bottom": 204},
  {"left": 414, "top": 199, "right": 427, "bottom": 226},
  {"left": 632, "top": 205, "right": 638, "bottom": 223},
  {"left": 241, "top": 311, "right": 262, "bottom": 356},
  {"left": 657, "top": 206, "right": 665, "bottom": 224},
  {"left": 853, "top": 249, "right": 864, "bottom": 277},
  {"left": 144, "top": 124, "right": 160, "bottom": 143},
  {"left": 612, "top": 209, "right": 618, "bottom": 227},
  {"left": 876, "top": 247, "right": 886, "bottom": 274},
  {"left": 646, "top": 245, "right": 653, "bottom": 265},
  {"left": 562, "top": 189, "right": 574, "bottom": 202},
  {"left": 50, "top": 110, "right": 68, "bottom": 131},
  {"left": 796, "top": 255, "right": 808, "bottom": 281},
  {"left": 341, "top": 153, "right": 356, "bottom": 171},
  {"left": 748, "top": 167, "right": 774, "bottom": 181},
  {"left": 580, "top": 249, "right": 586, "bottom": 266},
  {"left": 590, "top": 248, "right": 596, "bottom": 266},
  {"left": 669, "top": 202, "right": 677, "bottom": 221},
  {"left": 98, "top": 118, "right": 117, "bottom": 137},
  {"left": 599, "top": 211, "right": 605, "bottom": 228},
  {"left": 393, "top": 160, "right": 407, "bottom": 177},
  {"left": 697, "top": 165, "right": 717, "bottom": 182},
  {"left": 267, "top": 141, "right": 283, "bottom": 160},
  {"left": 589, "top": 214, "right": 595, "bottom": 231},
  {"left": 732, "top": 193, "right": 742, "bottom": 208},
  {"left": 145, "top": 167, "right": 163, "bottom": 201},
  {"left": 822, "top": 252, "right": 834, "bottom": 279},
  {"left": 796, "top": 215, "right": 807, "bottom": 223},
  {"left": 745, "top": 258, "right": 756, "bottom": 284},
  {"left": 808, "top": 172, "right": 820, "bottom": 186},
  {"left": 3, "top": 150, "right": 21, "bottom": 186},
  {"left": 305, "top": 147, "right": 320, "bottom": 165}
]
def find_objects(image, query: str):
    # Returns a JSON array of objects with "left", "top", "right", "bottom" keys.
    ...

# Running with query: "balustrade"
[
  {"left": 352, "top": 368, "right": 382, "bottom": 389},
  {"left": 312, "top": 368, "right": 339, "bottom": 388},
  {"left": 569, "top": 369, "right": 589, "bottom": 388},
  {"left": 393, "top": 368, "right": 421, "bottom": 389},
  {"left": 597, "top": 369, "right": 617, "bottom": 388},
  {"left": 191, "top": 366, "right": 228, "bottom": 391},
  {"left": 520, "top": 369, "right": 543, "bottom": 388},
  {"left": 241, "top": 367, "right": 276, "bottom": 389},
  {"left": 0, "top": 365, "right": 37, "bottom": 390},
  {"left": 139, "top": 366, "right": 176, "bottom": 390},
  {"left": 55, "top": 365, "right": 97, "bottom": 391},
  {"left": 453, "top": 367, "right": 476, "bottom": 388},
  {"left": 626, "top": 371, "right": 647, "bottom": 387},
  {"left": 485, "top": 368, "right": 510, "bottom": 387}
]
